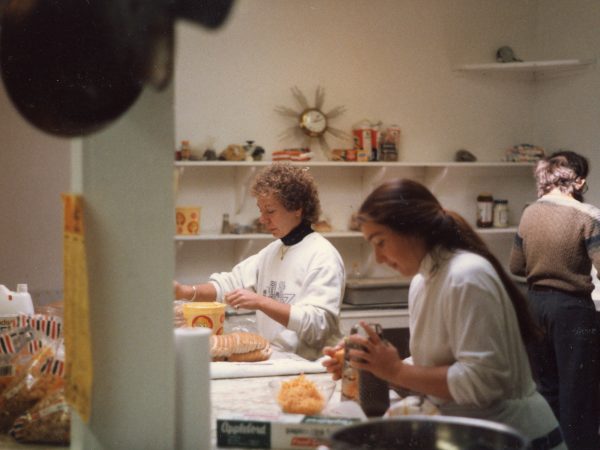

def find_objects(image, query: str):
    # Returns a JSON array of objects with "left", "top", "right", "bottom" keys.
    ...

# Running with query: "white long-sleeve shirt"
[
  {"left": 409, "top": 249, "right": 563, "bottom": 446},
  {"left": 209, "top": 232, "right": 345, "bottom": 360}
]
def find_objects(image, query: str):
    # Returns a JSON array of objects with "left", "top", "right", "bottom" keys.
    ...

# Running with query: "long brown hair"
[{"left": 358, "top": 178, "right": 540, "bottom": 344}]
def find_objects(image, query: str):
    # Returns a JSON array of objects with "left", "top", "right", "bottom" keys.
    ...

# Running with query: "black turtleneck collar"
[{"left": 281, "top": 220, "right": 314, "bottom": 246}]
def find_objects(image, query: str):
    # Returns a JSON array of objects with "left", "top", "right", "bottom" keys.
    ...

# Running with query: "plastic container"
[
  {"left": 182, "top": 302, "right": 226, "bottom": 335},
  {"left": 175, "top": 206, "right": 201, "bottom": 235},
  {"left": 0, "top": 284, "right": 34, "bottom": 316},
  {"left": 493, "top": 199, "right": 509, "bottom": 228}
]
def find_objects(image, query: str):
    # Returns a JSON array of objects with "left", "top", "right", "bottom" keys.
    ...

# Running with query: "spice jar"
[
  {"left": 476, "top": 193, "right": 494, "bottom": 228},
  {"left": 180, "top": 140, "right": 191, "bottom": 160},
  {"left": 493, "top": 199, "right": 509, "bottom": 228},
  {"left": 221, "top": 213, "right": 231, "bottom": 234}
]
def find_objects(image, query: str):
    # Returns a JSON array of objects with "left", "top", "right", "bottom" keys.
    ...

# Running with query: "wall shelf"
[
  {"left": 175, "top": 160, "right": 534, "bottom": 169},
  {"left": 455, "top": 59, "right": 595, "bottom": 77},
  {"left": 174, "top": 160, "right": 535, "bottom": 281}
]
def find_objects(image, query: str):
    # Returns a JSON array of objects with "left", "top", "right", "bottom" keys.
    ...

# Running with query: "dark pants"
[{"left": 527, "top": 289, "right": 600, "bottom": 450}]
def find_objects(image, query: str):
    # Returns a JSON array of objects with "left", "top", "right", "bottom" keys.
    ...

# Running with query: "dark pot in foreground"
[{"left": 329, "top": 416, "right": 528, "bottom": 450}]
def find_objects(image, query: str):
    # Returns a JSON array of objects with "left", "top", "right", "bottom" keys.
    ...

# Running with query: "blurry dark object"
[
  {"left": 455, "top": 149, "right": 477, "bottom": 162},
  {"left": 496, "top": 46, "right": 523, "bottom": 63},
  {"left": 329, "top": 416, "right": 527, "bottom": 450},
  {"left": 202, "top": 149, "right": 218, "bottom": 160},
  {"left": 0, "top": 0, "right": 234, "bottom": 137},
  {"left": 251, "top": 147, "right": 265, "bottom": 161}
]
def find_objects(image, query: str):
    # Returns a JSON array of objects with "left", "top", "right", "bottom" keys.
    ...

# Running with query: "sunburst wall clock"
[{"left": 275, "top": 86, "right": 350, "bottom": 159}]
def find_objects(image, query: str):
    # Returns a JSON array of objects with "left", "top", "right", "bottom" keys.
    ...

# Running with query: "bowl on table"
[
  {"left": 269, "top": 375, "right": 336, "bottom": 415},
  {"left": 328, "top": 415, "right": 528, "bottom": 450}
]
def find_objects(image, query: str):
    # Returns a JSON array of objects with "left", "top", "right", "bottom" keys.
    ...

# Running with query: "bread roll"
[{"left": 227, "top": 346, "right": 272, "bottom": 362}]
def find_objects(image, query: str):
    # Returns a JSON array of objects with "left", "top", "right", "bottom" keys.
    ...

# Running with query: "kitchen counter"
[
  {"left": 0, "top": 372, "right": 339, "bottom": 450},
  {"left": 211, "top": 372, "right": 340, "bottom": 449}
]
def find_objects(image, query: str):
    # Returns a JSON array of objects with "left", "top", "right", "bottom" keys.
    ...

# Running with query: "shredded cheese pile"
[{"left": 277, "top": 374, "right": 325, "bottom": 415}]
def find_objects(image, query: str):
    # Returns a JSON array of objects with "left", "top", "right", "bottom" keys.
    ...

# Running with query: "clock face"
[{"left": 299, "top": 108, "right": 327, "bottom": 137}]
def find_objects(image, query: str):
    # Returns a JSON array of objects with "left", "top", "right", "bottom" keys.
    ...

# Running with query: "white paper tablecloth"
[{"left": 210, "top": 350, "right": 327, "bottom": 379}]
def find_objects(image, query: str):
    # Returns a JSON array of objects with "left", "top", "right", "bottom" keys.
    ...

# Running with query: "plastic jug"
[{"left": 0, "top": 284, "right": 34, "bottom": 315}]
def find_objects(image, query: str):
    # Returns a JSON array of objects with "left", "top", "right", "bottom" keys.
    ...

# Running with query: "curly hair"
[
  {"left": 250, "top": 163, "right": 321, "bottom": 224},
  {"left": 535, "top": 150, "right": 588, "bottom": 200}
]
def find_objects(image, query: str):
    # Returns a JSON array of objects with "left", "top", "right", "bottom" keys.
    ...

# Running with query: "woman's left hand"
[
  {"left": 347, "top": 321, "right": 403, "bottom": 383},
  {"left": 225, "top": 289, "right": 265, "bottom": 311}
]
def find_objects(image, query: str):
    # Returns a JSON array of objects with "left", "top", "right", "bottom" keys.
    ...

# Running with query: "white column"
[{"left": 70, "top": 83, "right": 176, "bottom": 449}]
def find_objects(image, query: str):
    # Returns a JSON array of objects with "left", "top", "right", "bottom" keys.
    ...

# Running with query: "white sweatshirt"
[
  {"left": 209, "top": 232, "right": 345, "bottom": 360},
  {"left": 409, "top": 249, "right": 563, "bottom": 447}
]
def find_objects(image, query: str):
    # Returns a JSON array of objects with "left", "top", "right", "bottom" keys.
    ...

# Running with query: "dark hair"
[
  {"left": 358, "top": 178, "right": 540, "bottom": 344},
  {"left": 251, "top": 163, "right": 321, "bottom": 223},
  {"left": 535, "top": 150, "right": 589, "bottom": 201}
]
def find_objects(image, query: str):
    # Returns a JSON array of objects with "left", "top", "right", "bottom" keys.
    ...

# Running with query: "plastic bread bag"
[
  {"left": 0, "top": 327, "right": 35, "bottom": 394},
  {"left": 0, "top": 339, "right": 65, "bottom": 432},
  {"left": 384, "top": 395, "right": 440, "bottom": 417},
  {"left": 174, "top": 300, "right": 189, "bottom": 328},
  {"left": 224, "top": 309, "right": 258, "bottom": 334},
  {"left": 10, "top": 389, "right": 70, "bottom": 445},
  {"left": 0, "top": 313, "right": 63, "bottom": 396}
]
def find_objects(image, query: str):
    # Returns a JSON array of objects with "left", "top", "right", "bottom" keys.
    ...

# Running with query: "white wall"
[
  {"left": 2, "top": 0, "right": 600, "bottom": 303},
  {"left": 0, "top": 83, "right": 70, "bottom": 304},
  {"left": 175, "top": 0, "right": 539, "bottom": 162},
  {"left": 533, "top": 0, "right": 600, "bottom": 206}
]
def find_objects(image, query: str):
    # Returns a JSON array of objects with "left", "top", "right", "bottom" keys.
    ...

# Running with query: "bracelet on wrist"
[{"left": 190, "top": 285, "right": 197, "bottom": 302}]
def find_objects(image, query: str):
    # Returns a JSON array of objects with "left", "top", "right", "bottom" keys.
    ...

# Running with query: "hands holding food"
[
  {"left": 345, "top": 321, "right": 403, "bottom": 383},
  {"left": 321, "top": 342, "right": 345, "bottom": 380},
  {"left": 225, "top": 289, "right": 265, "bottom": 311}
]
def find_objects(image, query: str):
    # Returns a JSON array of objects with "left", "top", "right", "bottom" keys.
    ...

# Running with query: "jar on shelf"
[
  {"left": 221, "top": 213, "right": 231, "bottom": 234},
  {"left": 493, "top": 199, "right": 509, "bottom": 228},
  {"left": 476, "top": 193, "right": 494, "bottom": 228},
  {"left": 180, "top": 140, "right": 191, "bottom": 160}
]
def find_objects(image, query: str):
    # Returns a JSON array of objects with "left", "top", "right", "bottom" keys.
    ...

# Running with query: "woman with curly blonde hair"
[{"left": 174, "top": 163, "right": 344, "bottom": 360}]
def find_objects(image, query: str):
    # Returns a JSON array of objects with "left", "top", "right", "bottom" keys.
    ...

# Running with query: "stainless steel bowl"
[{"left": 329, "top": 416, "right": 528, "bottom": 450}]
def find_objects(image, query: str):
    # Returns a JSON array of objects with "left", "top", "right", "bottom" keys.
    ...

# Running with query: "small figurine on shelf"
[
  {"left": 455, "top": 149, "right": 477, "bottom": 162},
  {"left": 251, "top": 146, "right": 265, "bottom": 161},
  {"left": 218, "top": 144, "right": 246, "bottom": 161},
  {"left": 202, "top": 149, "right": 217, "bottom": 160},
  {"left": 244, "top": 140, "right": 265, "bottom": 161}
]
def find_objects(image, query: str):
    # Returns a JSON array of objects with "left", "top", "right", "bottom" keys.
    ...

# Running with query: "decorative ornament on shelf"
[{"left": 275, "top": 86, "right": 351, "bottom": 159}]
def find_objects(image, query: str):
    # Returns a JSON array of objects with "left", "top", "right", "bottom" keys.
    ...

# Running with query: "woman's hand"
[
  {"left": 322, "top": 341, "right": 345, "bottom": 380},
  {"left": 225, "top": 289, "right": 266, "bottom": 311},
  {"left": 347, "top": 321, "right": 403, "bottom": 384},
  {"left": 173, "top": 281, "right": 189, "bottom": 300}
]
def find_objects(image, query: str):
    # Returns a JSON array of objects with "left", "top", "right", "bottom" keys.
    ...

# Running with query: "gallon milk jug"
[{"left": 0, "top": 284, "right": 34, "bottom": 315}]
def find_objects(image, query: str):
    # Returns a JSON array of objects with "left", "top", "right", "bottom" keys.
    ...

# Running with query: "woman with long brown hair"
[{"left": 323, "top": 178, "right": 564, "bottom": 449}]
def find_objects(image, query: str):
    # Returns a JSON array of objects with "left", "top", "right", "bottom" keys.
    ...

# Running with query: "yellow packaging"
[
  {"left": 175, "top": 206, "right": 201, "bottom": 235},
  {"left": 183, "top": 302, "right": 226, "bottom": 335}
]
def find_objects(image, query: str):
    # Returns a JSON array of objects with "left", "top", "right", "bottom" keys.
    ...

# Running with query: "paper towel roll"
[{"left": 174, "top": 327, "right": 211, "bottom": 450}]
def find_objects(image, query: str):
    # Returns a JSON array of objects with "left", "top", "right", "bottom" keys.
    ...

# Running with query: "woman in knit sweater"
[{"left": 510, "top": 150, "right": 600, "bottom": 450}]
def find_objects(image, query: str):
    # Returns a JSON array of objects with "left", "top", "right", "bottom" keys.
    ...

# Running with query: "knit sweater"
[{"left": 509, "top": 194, "right": 600, "bottom": 295}]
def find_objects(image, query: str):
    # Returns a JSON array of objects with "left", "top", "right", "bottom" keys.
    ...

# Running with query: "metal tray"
[{"left": 343, "top": 278, "right": 410, "bottom": 306}]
